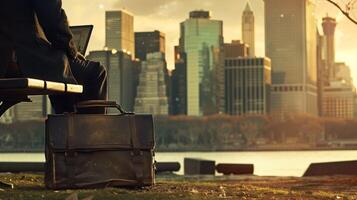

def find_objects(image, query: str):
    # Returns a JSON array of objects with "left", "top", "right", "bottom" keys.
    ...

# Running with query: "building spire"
[
  {"left": 242, "top": 0, "right": 255, "bottom": 57},
  {"left": 244, "top": 1, "right": 252, "bottom": 12}
]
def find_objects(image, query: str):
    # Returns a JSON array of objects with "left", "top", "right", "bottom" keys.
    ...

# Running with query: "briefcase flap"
[{"left": 46, "top": 114, "right": 155, "bottom": 150}]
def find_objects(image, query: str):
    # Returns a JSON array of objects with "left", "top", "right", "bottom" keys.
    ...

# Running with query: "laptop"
[{"left": 70, "top": 25, "right": 93, "bottom": 55}]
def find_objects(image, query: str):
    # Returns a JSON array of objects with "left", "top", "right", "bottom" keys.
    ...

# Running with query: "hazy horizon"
[{"left": 62, "top": 0, "right": 357, "bottom": 85}]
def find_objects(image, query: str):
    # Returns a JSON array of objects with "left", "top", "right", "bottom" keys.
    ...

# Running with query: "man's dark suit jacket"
[{"left": 0, "top": 0, "right": 77, "bottom": 83}]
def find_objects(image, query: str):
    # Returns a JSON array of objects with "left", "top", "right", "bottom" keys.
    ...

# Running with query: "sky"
[{"left": 62, "top": 0, "right": 357, "bottom": 85}]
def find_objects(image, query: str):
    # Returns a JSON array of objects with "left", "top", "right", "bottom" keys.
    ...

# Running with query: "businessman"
[{"left": 0, "top": 0, "right": 107, "bottom": 114}]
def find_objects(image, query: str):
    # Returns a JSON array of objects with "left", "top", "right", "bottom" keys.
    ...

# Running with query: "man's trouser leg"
[{"left": 49, "top": 58, "right": 108, "bottom": 114}]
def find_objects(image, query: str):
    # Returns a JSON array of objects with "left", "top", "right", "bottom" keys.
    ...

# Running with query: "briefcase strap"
[
  {"left": 129, "top": 116, "right": 144, "bottom": 184},
  {"left": 76, "top": 100, "right": 133, "bottom": 114},
  {"left": 65, "top": 114, "right": 77, "bottom": 185},
  {"left": 129, "top": 115, "right": 140, "bottom": 149}
]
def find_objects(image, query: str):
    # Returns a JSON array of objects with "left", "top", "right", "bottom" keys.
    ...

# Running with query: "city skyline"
[{"left": 62, "top": 0, "right": 357, "bottom": 86}]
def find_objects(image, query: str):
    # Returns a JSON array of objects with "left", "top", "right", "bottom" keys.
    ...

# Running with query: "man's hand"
[{"left": 76, "top": 52, "right": 85, "bottom": 61}]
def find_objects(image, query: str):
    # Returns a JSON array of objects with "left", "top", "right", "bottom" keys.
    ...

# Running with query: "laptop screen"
[{"left": 70, "top": 25, "right": 93, "bottom": 55}]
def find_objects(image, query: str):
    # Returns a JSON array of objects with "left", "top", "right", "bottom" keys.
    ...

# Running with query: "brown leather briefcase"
[{"left": 44, "top": 101, "right": 155, "bottom": 189}]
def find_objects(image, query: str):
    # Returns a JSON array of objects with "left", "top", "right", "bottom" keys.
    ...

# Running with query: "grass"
[{"left": 1, "top": 174, "right": 357, "bottom": 200}]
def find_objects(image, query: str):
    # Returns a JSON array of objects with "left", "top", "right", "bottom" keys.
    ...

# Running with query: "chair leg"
[{"left": 0, "top": 97, "right": 31, "bottom": 117}]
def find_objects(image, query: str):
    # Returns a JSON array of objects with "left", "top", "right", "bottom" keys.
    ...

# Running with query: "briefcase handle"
[{"left": 76, "top": 100, "right": 132, "bottom": 114}]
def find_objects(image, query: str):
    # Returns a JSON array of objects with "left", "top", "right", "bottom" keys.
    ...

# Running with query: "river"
[{"left": 1, "top": 150, "right": 357, "bottom": 177}]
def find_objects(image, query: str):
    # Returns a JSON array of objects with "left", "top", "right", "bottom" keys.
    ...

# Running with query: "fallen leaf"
[{"left": 191, "top": 188, "right": 199, "bottom": 194}]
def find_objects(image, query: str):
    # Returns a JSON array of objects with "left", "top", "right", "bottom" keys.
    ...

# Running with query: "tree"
[{"left": 326, "top": 0, "right": 357, "bottom": 24}]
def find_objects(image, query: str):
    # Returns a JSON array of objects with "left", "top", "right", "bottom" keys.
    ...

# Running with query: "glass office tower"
[
  {"left": 179, "top": 10, "right": 223, "bottom": 116},
  {"left": 264, "top": 0, "right": 318, "bottom": 117},
  {"left": 105, "top": 10, "right": 135, "bottom": 59},
  {"left": 225, "top": 57, "right": 271, "bottom": 115}
]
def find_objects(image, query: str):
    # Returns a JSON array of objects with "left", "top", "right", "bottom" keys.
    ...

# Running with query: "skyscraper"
[
  {"left": 179, "top": 10, "right": 224, "bottom": 116},
  {"left": 225, "top": 57, "right": 271, "bottom": 115},
  {"left": 316, "top": 30, "right": 328, "bottom": 116},
  {"left": 323, "top": 81, "right": 355, "bottom": 119},
  {"left": 171, "top": 46, "right": 187, "bottom": 115},
  {"left": 135, "top": 30, "right": 165, "bottom": 61},
  {"left": 242, "top": 2, "right": 255, "bottom": 57},
  {"left": 264, "top": 0, "right": 318, "bottom": 117},
  {"left": 134, "top": 52, "right": 169, "bottom": 115},
  {"left": 322, "top": 15, "right": 337, "bottom": 82},
  {"left": 105, "top": 10, "right": 135, "bottom": 58},
  {"left": 86, "top": 50, "right": 135, "bottom": 111}
]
